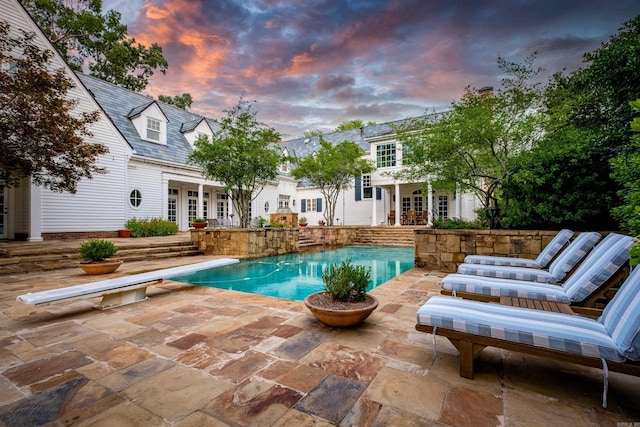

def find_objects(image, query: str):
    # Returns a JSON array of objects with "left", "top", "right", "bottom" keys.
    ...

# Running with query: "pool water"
[{"left": 168, "top": 246, "right": 414, "bottom": 301}]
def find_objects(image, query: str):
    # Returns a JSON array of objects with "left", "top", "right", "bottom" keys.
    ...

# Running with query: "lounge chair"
[
  {"left": 416, "top": 261, "right": 640, "bottom": 407},
  {"left": 441, "top": 233, "right": 636, "bottom": 308},
  {"left": 463, "top": 229, "right": 573, "bottom": 268},
  {"left": 455, "top": 231, "right": 601, "bottom": 283}
]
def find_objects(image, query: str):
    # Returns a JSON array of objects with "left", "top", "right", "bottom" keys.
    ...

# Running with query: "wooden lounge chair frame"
[{"left": 415, "top": 323, "right": 640, "bottom": 379}]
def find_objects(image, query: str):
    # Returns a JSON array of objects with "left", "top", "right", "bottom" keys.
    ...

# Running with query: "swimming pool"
[{"left": 168, "top": 246, "right": 414, "bottom": 301}]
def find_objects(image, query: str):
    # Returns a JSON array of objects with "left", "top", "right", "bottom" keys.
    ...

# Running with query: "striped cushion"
[
  {"left": 562, "top": 233, "right": 636, "bottom": 302},
  {"left": 416, "top": 295, "right": 625, "bottom": 362},
  {"left": 546, "top": 232, "right": 601, "bottom": 280},
  {"left": 599, "top": 265, "right": 640, "bottom": 361},
  {"left": 457, "top": 232, "right": 600, "bottom": 283},
  {"left": 464, "top": 229, "right": 573, "bottom": 268},
  {"left": 536, "top": 229, "right": 575, "bottom": 268},
  {"left": 442, "top": 233, "right": 633, "bottom": 303},
  {"left": 441, "top": 274, "right": 572, "bottom": 302}
]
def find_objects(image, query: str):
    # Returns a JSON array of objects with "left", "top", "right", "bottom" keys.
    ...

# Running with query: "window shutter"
[
  {"left": 317, "top": 198, "right": 322, "bottom": 212},
  {"left": 354, "top": 177, "right": 362, "bottom": 201},
  {"left": 376, "top": 187, "right": 382, "bottom": 200},
  {"left": 301, "top": 199, "right": 306, "bottom": 212}
]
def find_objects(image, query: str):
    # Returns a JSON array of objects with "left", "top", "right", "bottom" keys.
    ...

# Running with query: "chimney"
[{"left": 478, "top": 86, "right": 494, "bottom": 97}]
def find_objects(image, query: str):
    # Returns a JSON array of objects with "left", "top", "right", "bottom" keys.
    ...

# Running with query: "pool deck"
[{"left": 1, "top": 254, "right": 639, "bottom": 426}]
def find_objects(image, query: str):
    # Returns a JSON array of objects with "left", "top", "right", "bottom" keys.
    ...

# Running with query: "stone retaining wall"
[
  {"left": 192, "top": 228, "right": 299, "bottom": 258},
  {"left": 415, "top": 229, "right": 560, "bottom": 272},
  {"left": 299, "top": 226, "right": 359, "bottom": 246}
]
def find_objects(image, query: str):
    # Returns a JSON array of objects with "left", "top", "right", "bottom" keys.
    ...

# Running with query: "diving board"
[{"left": 17, "top": 258, "right": 240, "bottom": 309}]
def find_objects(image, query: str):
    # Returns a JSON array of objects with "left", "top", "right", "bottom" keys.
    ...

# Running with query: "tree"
[
  {"left": 0, "top": 21, "right": 106, "bottom": 193},
  {"left": 23, "top": 0, "right": 168, "bottom": 91},
  {"left": 303, "top": 129, "right": 323, "bottom": 138},
  {"left": 394, "top": 55, "right": 545, "bottom": 228},
  {"left": 158, "top": 93, "right": 193, "bottom": 110},
  {"left": 188, "top": 100, "right": 282, "bottom": 228},
  {"left": 611, "top": 99, "right": 640, "bottom": 235},
  {"left": 502, "top": 16, "right": 640, "bottom": 230},
  {"left": 335, "top": 119, "right": 376, "bottom": 131},
  {"left": 290, "top": 139, "right": 374, "bottom": 226}
]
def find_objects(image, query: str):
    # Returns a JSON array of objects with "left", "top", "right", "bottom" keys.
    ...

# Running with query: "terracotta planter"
[
  {"left": 191, "top": 222, "right": 207, "bottom": 229},
  {"left": 117, "top": 229, "right": 131, "bottom": 238},
  {"left": 79, "top": 260, "right": 123, "bottom": 275},
  {"left": 304, "top": 292, "right": 378, "bottom": 327},
  {"left": 298, "top": 223, "right": 308, "bottom": 227}
]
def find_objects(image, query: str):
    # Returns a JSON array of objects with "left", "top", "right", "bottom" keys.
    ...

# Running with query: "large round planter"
[
  {"left": 191, "top": 222, "right": 207, "bottom": 229},
  {"left": 79, "top": 260, "right": 123, "bottom": 275},
  {"left": 117, "top": 229, "right": 131, "bottom": 238},
  {"left": 304, "top": 292, "right": 378, "bottom": 327}
]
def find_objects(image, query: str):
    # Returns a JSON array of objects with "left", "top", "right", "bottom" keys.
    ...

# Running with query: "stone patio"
[{"left": 1, "top": 253, "right": 639, "bottom": 426}]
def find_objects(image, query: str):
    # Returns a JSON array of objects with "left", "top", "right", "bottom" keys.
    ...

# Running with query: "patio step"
[
  {"left": 353, "top": 227, "right": 418, "bottom": 246},
  {"left": 0, "top": 239, "right": 204, "bottom": 276}
]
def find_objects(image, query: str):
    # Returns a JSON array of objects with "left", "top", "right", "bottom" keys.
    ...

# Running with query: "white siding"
[{"left": 3, "top": 0, "right": 132, "bottom": 233}]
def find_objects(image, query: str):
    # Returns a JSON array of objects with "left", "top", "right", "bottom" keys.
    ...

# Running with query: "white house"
[
  {"left": 1, "top": 0, "right": 479, "bottom": 241},
  {"left": 279, "top": 125, "right": 482, "bottom": 226}
]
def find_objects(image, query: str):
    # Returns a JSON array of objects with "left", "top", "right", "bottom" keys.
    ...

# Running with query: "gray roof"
[{"left": 77, "top": 73, "right": 215, "bottom": 165}]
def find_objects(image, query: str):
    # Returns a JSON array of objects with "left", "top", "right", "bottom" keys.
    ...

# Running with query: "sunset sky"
[{"left": 102, "top": 0, "right": 640, "bottom": 139}]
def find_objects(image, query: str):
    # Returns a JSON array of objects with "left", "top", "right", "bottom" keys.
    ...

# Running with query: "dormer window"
[{"left": 146, "top": 117, "right": 161, "bottom": 142}]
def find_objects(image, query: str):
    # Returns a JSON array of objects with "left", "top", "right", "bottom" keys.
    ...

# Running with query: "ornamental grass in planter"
[
  {"left": 304, "top": 259, "right": 378, "bottom": 327},
  {"left": 78, "top": 239, "right": 122, "bottom": 275}
]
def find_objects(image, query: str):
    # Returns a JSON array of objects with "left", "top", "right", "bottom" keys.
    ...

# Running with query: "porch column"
[
  {"left": 371, "top": 186, "right": 378, "bottom": 226},
  {"left": 427, "top": 182, "right": 434, "bottom": 226},
  {"left": 394, "top": 183, "right": 401, "bottom": 226},
  {"left": 198, "top": 183, "right": 204, "bottom": 218},
  {"left": 28, "top": 183, "right": 43, "bottom": 242},
  {"left": 161, "top": 179, "right": 169, "bottom": 220},
  {"left": 456, "top": 183, "right": 462, "bottom": 219}
]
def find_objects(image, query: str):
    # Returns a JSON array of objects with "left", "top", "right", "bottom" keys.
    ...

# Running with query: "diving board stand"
[{"left": 17, "top": 258, "right": 240, "bottom": 309}]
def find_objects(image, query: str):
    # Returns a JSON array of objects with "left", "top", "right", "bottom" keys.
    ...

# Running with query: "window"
[
  {"left": 129, "top": 189, "right": 142, "bottom": 208},
  {"left": 146, "top": 117, "right": 161, "bottom": 141},
  {"left": 362, "top": 175, "right": 372, "bottom": 199},
  {"left": 217, "top": 193, "right": 228, "bottom": 219},
  {"left": 264, "top": 201, "right": 270, "bottom": 212},
  {"left": 402, "top": 197, "right": 411, "bottom": 213},
  {"left": 376, "top": 143, "right": 396, "bottom": 168},
  {"left": 279, "top": 195, "right": 290, "bottom": 209},
  {"left": 280, "top": 160, "right": 290, "bottom": 172},
  {"left": 203, "top": 192, "right": 210, "bottom": 219},
  {"left": 438, "top": 195, "right": 449, "bottom": 219},
  {"left": 167, "top": 196, "right": 177, "bottom": 223},
  {"left": 188, "top": 198, "right": 197, "bottom": 222},
  {"left": 305, "top": 199, "right": 317, "bottom": 212}
]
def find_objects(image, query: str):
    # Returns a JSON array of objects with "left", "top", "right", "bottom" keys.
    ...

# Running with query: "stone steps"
[
  {"left": 353, "top": 227, "right": 418, "bottom": 246},
  {"left": 0, "top": 240, "right": 203, "bottom": 276}
]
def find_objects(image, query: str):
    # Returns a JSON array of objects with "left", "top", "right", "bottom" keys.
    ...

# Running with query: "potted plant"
[
  {"left": 117, "top": 228, "right": 131, "bottom": 238},
  {"left": 191, "top": 217, "right": 207, "bottom": 229},
  {"left": 298, "top": 216, "right": 308, "bottom": 227},
  {"left": 304, "top": 259, "right": 378, "bottom": 327},
  {"left": 318, "top": 219, "right": 326, "bottom": 226},
  {"left": 78, "top": 239, "right": 122, "bottom": 275}
]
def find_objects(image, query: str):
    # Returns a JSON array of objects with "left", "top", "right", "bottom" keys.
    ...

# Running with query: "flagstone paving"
[{"left": 1, "top": 253, "right": 639, "bottom": 426}]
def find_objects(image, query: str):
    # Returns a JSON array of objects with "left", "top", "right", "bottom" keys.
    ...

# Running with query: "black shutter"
[
  {"left": 376, "top": 187, "right": 382, "bottom": 200},
  {"left": 355, "top": 177, "right": 361, "bottom": 201},
  {"left": 301, "top": 199, "right": 306, "bottom": 212},
  {"left": 317, "top": 198, "right": 322, "bottom": 212}
]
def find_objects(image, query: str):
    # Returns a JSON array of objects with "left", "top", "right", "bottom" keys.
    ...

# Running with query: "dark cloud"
[{"left": 102, "top": 0, "right": 640, "bottom": 138}]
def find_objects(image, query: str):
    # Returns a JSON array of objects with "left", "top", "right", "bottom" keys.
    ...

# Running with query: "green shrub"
[
  {"left": 125, "top": 217, "right": 179, "bottom": 237},
  {"left": 631, "top": 241, "right": 640, "bottom": 267},
  {"left": 322, "top": 259, "right": 371, "bottom": 302},
  {"left": 431, "top": 217, "right": 486, "bottom": 230},
  {"left": 79, "top": 239, "right": 117, "bottom": 262},
  {"left": 192, "top": 217, "right": 207, "bottom": 223}
]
